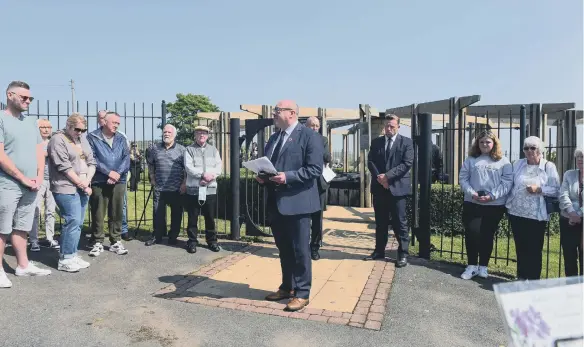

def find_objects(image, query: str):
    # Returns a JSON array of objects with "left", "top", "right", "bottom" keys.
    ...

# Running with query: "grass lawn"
[{"left": 410, "top": 233, "right": 564, "bottom": 279}]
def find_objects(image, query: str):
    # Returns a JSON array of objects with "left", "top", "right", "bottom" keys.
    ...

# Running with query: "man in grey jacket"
[{"left": 184, "top": 125, "right": 222, "bottom": 254}]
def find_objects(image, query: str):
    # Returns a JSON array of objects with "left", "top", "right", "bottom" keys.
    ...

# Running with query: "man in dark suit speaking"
[
  {"left": 366, "top": 114, "right": 414, "bottom": 268},
  {"left": 256, "top": 100, "right": 323, "bottom": 312},
  {"left": 305, "top": 116, "right": 331, "bottom": 261}
]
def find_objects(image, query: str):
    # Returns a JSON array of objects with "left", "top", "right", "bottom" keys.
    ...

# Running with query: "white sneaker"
[
  {"left": 74, "top": 256, "right": 90, "bottom": 269},
  {"left": 0, "top": 271, "right": 12, "bottom": 288},
  {"left": 15, "top": 261, "right": 52, "bottom": 276},
  {"left": 478, "top": 266, "right": 489, "bottom": 279},
  {"left": 461, "top": 265, "right": 479, "bottom": 280},
  {"left": 30, "top": 241, "right": 40, "bottom": 252},
  {"left": 109, "top": 241, "right": 128, "bottom": 255},
  {"left": 48, "top": 240, "right": 60, "bottom": 249},
  {"left": 57, "top": 258, "right": 80, "bottom": 273},
  {"left": 89, "top": 243, "right": 104, "bottom": 257}
]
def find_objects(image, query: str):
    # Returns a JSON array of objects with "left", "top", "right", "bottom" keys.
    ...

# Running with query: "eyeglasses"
[
  {"left": 39, "top": 126, "right": 52, "bottom": 130},
  {"left": 9, "top": 92, "right": 34, "bottom": 103},
  {"left": 74, "top": 128, "right": 87, "bottom": 133},
  {"left": 523, "top": 146, "right": 537, "bottom": 151},
  {"left": 272, "top": 107, "right": 294, "bottom": 114}
]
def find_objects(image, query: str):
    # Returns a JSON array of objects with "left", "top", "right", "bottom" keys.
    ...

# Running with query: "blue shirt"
[{"left": 0, "top": 111, "right": 42, "bottom": 190}]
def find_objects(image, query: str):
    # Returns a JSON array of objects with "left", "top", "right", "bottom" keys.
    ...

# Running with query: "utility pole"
[{"left": 70, "top": 79, "right": 76, "bottom": 112}]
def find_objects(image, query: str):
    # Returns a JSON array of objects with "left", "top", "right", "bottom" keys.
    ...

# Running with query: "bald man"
[
  {"left": 305, "top": 116, "right": 331, "bottom": 261},
  {"left": 257, "top": 100, "right": 323, "bottom": 312}
]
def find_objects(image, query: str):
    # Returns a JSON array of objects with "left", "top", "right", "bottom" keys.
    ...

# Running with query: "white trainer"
[
  {"left": 57, "top": 258, "right": 81, "bottom": 273},
  {"left": 109, "top": 241, "right": 128, "bottom": 255},
  {"left": 15, "top": 261, "right": 52, "bottom": 276},
  {"left": 89, "top": 243, "right": 104, "bottom": 257},
  {"left": 74, "top": 256, "right": 90, "bottom": 269},
  {"left": 478, "top": 266, "right": 489, "bottom": 279},
  {"left": 0, "top": 270, "right": 12, "bottom": 288},
  {"left": 461, "top": 265, "right": 479, "bottom": 280}
]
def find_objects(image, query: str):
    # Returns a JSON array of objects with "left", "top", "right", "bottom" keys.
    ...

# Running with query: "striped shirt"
[{"left": 147, "top": 142, "right": 186, "bottom": 192}]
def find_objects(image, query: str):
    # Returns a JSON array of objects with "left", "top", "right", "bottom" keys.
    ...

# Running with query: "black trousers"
[
  {"left": 372, "top": 190, "right": 409, "bottom": 258},
  {"left": 509, "top": 214, "right": 547, "bottom": 280},
  {"left": 129, "top": 162, "right": 141, "bottom": 191},
  {"left": 310, "top": 190, "right": 327, "bottom": 250},
  {"left": 185, "top": 194, "right": 217, "bottom": 245},
  {"left": 462, "top": 202, "right": 506, "bottom": 266},
  {"left": 153, "top": 190, "right": 183, "bottom": 241},
  {"left": 559, "top": 217, "right": 583, "bottom": 277}
]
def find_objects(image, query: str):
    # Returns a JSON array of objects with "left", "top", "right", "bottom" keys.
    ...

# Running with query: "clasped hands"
[
  {"left": 199, "top": 172, "right": 216, "bottom": 186},
  {"left": 377, "top": 174, "right": 389, "bottom": 190}
]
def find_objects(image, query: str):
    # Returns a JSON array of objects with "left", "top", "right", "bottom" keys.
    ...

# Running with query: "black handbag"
[{"left": 543, "top": 161, "right": 560, "bottom": 214}]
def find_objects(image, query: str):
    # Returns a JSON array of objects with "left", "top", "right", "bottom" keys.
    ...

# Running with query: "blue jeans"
[{"left": 53, "top": 190, "right": 89, "bottom": 259}]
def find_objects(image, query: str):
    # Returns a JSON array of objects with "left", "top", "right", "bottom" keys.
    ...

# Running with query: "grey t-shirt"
[{"left": 0, "top": 112, "right": 42, "bottom": 190}]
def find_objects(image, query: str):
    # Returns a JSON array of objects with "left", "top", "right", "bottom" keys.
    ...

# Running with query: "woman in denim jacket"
[
  {"left": 506, "top": 136, "right": 560, "bottom": 280},
  {"left": 558, "top": 148, "right": 583, "bottom": 276},
  {"left": 459, "top": 131, "right": 513, "bottom": 280}
]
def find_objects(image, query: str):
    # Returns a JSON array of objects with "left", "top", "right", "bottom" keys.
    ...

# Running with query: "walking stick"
[{"left": 134, "top": 186, "right": 153, "bottom": 238}]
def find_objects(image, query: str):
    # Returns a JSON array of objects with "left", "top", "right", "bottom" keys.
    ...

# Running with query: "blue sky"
[{"left": 1, "top": 0, "right": 582, "bottom": 152}]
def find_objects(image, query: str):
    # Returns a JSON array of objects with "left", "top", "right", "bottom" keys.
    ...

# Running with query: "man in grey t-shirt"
[{"left": 0, "top": 81, "right": 52, "bottom": 288}]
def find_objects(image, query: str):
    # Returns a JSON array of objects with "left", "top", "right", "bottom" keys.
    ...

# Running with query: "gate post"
[
  {"left": 230, "top": 118, "right": 241, "bottom": 240},
  {"left": 519, "top": 105, "right": 527, "bottom": 159},
  {"left": 417, "top": 112, "right": 432, "bottom": 259},
  {"left": 161, "top": 100, "right": 167, "bottom": 129}
]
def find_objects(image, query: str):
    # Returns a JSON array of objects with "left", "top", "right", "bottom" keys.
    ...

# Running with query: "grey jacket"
[
  {"left": 184, "top": 142, "right": 222, "bottom": 195},
  {"left": 559, "top": 169, "right": 583, "bottom": 218},
  {"left": 48, "top": 130, "right": 96, "bottom": 194}
]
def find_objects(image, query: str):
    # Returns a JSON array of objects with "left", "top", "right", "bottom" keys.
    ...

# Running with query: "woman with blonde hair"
[
  {"left": 48, "top": 113, "right": 96, "bottom": 272},
  {"left": 506, "top": 136, "right": 560, "bottom": 280},
  {"left": 458, "top": 130, "right": 513, "bottom": 280},
  {"left": 558, "top": 148, "right": 583, "bottom": 276}
]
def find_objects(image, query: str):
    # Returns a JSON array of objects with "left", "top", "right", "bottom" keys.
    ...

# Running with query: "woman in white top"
[
  {"left": 458, "top": 131, "right": 513, "bottom": 280},
  {"left": 505, "top": 136, "right": 560, "bottom": 280},
  {"left": 558, "top": 148, "right": 583, "bottom": 277}
]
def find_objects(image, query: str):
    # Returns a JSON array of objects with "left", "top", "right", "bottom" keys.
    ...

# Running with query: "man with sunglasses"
[
  {"left": 0, "top": 81, "right": 52, "bottom": 288},
  {"left": 258, "top": 100, "right": 323, "bottom": 312},
  {"left": 87, "top": 112, "right": 130, "bottom": 257}
]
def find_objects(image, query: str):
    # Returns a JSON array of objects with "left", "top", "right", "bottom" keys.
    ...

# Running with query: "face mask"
[{"left": 198, "top": 186, "right": 207, "bottom": 202}]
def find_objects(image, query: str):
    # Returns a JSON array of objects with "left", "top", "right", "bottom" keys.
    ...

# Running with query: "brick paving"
[{"left": 154, "top": 209, "right": 400, "bottom": 331}]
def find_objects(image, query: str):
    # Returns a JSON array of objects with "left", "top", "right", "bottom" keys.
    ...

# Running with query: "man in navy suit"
[
  {"left": 366, "top": 115, "right": 414, "bottom": 268},
  {"left": 256, "top": 100, "right": 323, "bottom": 312}
]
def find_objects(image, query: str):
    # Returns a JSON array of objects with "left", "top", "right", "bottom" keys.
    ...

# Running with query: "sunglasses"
[
  {"left": 272, "top": 107, "right": 294, "bottom": 114},
  {"left": 523, "top": 146, "right": 537, "bottom": 151},
  {"left": 74, "top": 128, "right": 87, "bottom": 133},
  {"left": 10, "top": 92, "right": 34, "bottom": 103}
]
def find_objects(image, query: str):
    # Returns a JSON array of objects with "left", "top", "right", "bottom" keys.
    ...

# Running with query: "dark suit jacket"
[
  {"left": 316, "top": 135, "right": 331, "bottom": 193},
  {"left": 367, "top": 134, "right": 414, "bottom": 196},
  {"left": 265, "top": 123, "right": 324, "bottom": 215}
]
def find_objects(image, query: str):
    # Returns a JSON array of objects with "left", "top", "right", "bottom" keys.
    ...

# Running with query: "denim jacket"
[{"left": 87, "top": 128, "right": 130, "bottom": 184}]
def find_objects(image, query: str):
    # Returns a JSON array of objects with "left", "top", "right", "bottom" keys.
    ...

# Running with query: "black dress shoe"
[
  {"left": 145, "top": 238, "right": 160, "bottom": 246},
  {"left": 208, "top": 243, "right": 221, "bottom": 252},
  {"left": 363, "top": 252, "right": 385, "bottom": 261},
  {"left": 396, "top": 257, "right": 408, "bottom": 268},
  {"left": 186, "top": 242, "right": 197, "bottom": 254},
  {"left": 122, "top": 233, "right": 133, "bottom": 241},
  {"left": 311, "top": 249, "right": 320, "bottom": 261}
]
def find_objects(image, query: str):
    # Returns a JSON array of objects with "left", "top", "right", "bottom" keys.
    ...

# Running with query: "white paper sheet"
[
  {"left": 494, "top": 278, "right": 584, "bottom": 347},
  {"left": 242, "top": 156, "right": 278, "bottom": 175},
  {"left": 322, "top": 165, "right": 336, "bottom": 183}
]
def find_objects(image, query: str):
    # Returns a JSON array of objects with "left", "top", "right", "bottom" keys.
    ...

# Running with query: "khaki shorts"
[{"left": 0, "top": 187, "right": 38, "bottom": 234}]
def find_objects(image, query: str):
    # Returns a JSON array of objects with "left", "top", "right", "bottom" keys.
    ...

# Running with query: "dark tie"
[
  {"left": 270, "top": 132, "right": 285, "bottom": 164},
  {"left": 385, "top": 137, "right": 393, "bottom": 162}
]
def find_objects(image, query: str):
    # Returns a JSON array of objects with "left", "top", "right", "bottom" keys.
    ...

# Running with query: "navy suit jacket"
[
  {"left": 265, "top": 123, "right": 324, "bottom": 216},
  {"left": 367, "top": 134, "right": 414, "bottom": 196}
]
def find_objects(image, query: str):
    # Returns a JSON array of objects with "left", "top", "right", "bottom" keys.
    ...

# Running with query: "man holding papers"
[
  {"left": 366, "top": 114, "right": 414, "bottom": 268},
  {"left": 256, "top": 100, "right": 323, "bottom": 312},
  {"left": 305, "top": 116, "right": 331, "bottom": 261}
]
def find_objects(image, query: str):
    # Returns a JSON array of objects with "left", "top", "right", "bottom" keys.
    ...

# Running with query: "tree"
[{"left": 164, "top": 93, "right": 220, "bottom": 145}]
